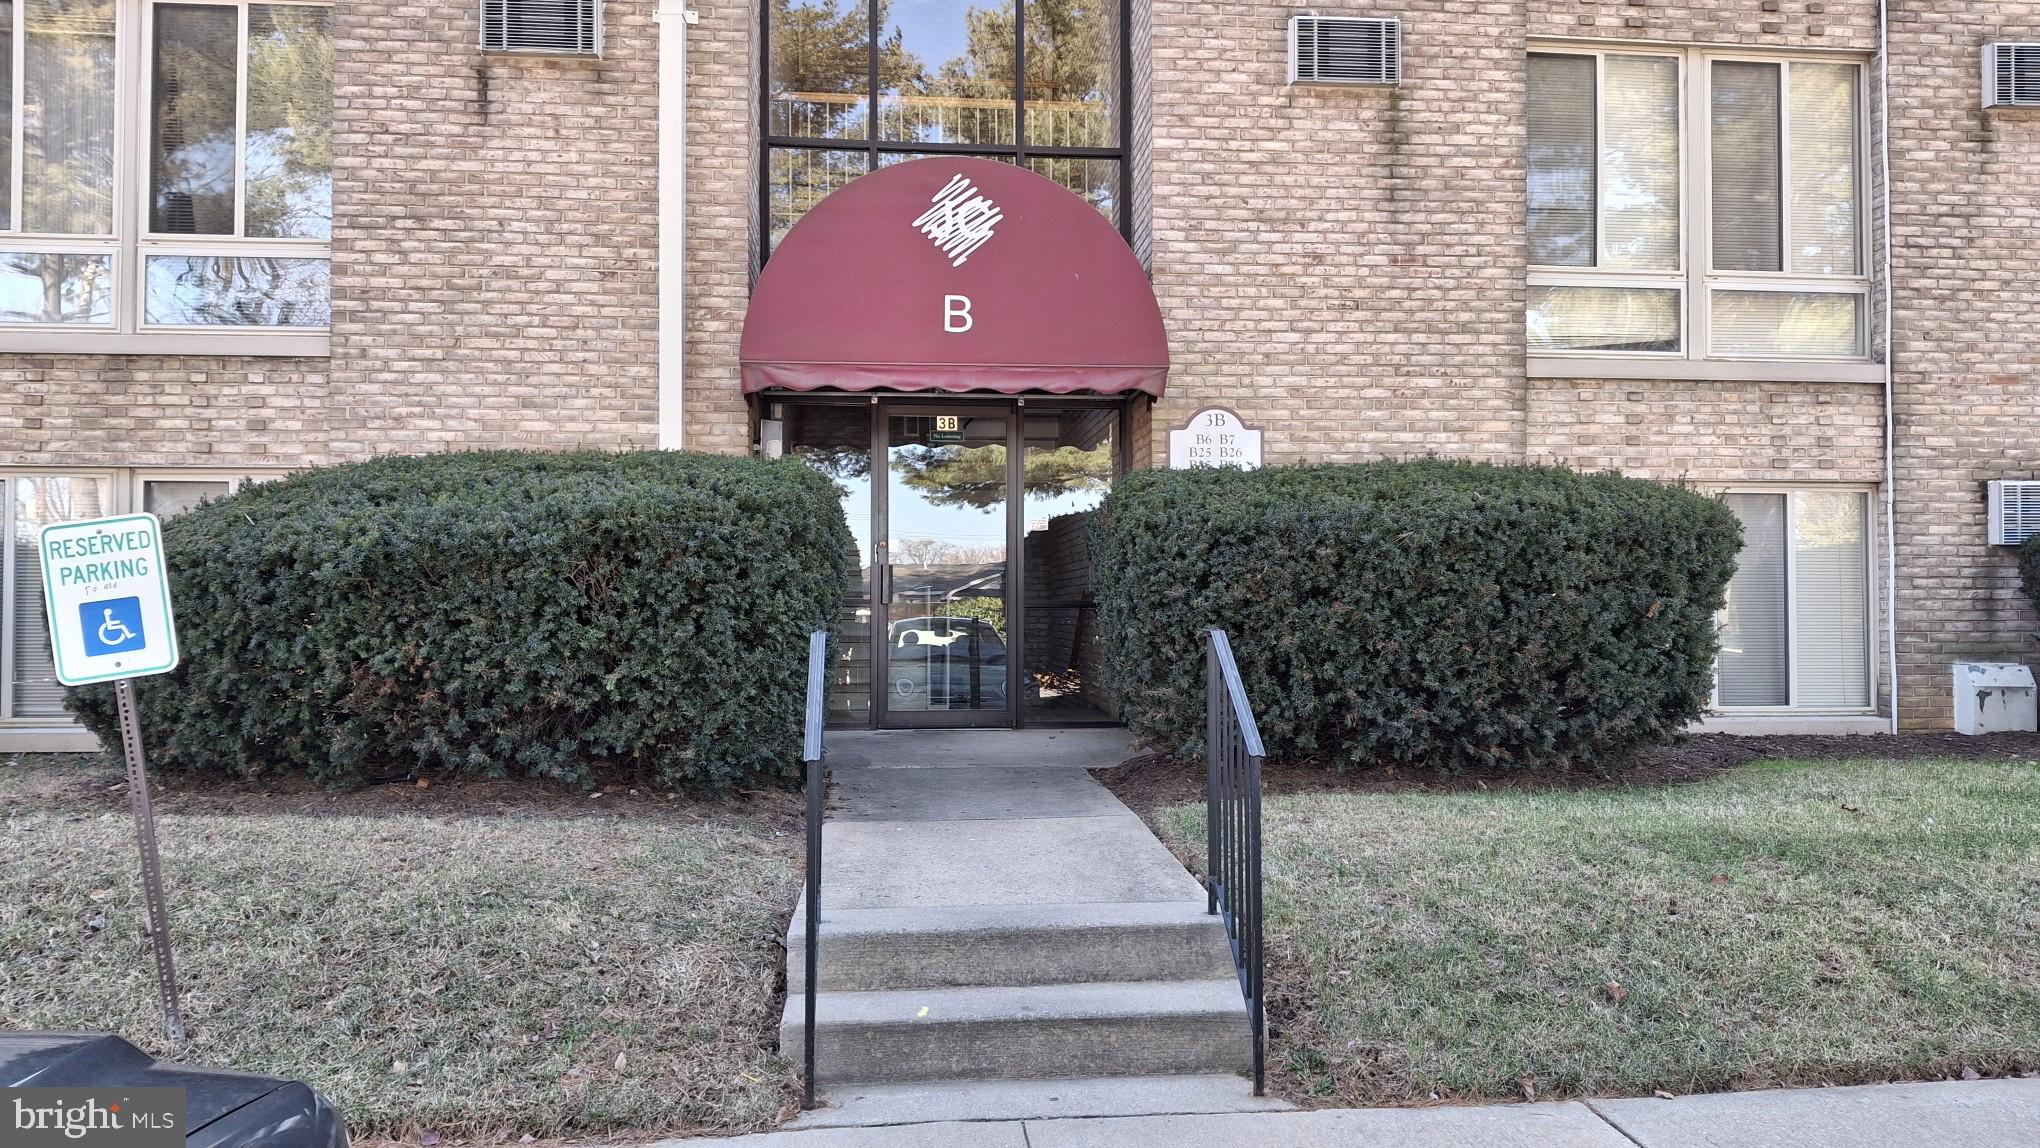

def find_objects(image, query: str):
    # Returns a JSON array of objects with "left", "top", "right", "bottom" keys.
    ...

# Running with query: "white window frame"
[
  {"left": 0, "top": 468, "right": 118, "bottom": 724},
  {"left": 0, "top": 0, "right": 331, "bottom": 356},
  {"left": 1709, "top": 484, "right": 1880, "bottom": 715},
  {"left": 1528, "top": 43, "right": 1874, "bottom": 383},
  {"left": 1, "top": 465, "right": 288, "bottom": 727}
]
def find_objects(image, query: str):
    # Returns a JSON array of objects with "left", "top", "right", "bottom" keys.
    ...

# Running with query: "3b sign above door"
[{"left": 38, "top": 513, "right": 181, "bottom": 686}]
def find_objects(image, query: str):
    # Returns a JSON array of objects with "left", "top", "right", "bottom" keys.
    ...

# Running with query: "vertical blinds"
[
  {"left": 1600, "top": 54, "right": 1680, "bottom": 271},
  {"left": 150, "top": 3, "right": 239, "bottom": 235},
  {"left": 1716, "top": 491, "right": 1872, "bottom": 709},
  {"left": 22, "top": 0, "right": 118, "bottom": 235},
  {"left": 1793, "top": 491, "right": 1870, "bottom": 707},
  {"left": 1527, "top": 53, "right": 1595, "bottom": 268},
  {"left": 1719, "top": 494, "right": 1789, "bottom": 707},
  {"left": 1711, "top": 61, "right": 1782, "bottom": 272},
  {"left": 1787, "top": 62, "right": 1859, "bottom": 276},
  {"left": 7, "top": 475, "right": 109, "bottom": 718}
]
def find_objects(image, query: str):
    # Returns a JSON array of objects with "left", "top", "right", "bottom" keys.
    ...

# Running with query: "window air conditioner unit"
[
  {"left": 1987, "top": 480, "right": 2040, "bottom": 545},
  {"left": 1290, "top": 16, "right": 1401, "bottom": 86},
  {"left": 481, "top": 0, "right": 601, "bottom": 56},
  {"left": 1983, "top": 42, "right": 2040, "bottom": 108}
]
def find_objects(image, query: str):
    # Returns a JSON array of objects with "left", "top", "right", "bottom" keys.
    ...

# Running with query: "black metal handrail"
[
  {"left": 1204, "top": 628, "right": 1266, "bottom": 1096},
  {"left": 801, "top": 629, "right": 827, "bottom": 1109}
]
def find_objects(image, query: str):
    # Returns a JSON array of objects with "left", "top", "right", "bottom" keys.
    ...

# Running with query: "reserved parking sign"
[{"left": 38, "top": 513, "right": 180, "bottom": 686}]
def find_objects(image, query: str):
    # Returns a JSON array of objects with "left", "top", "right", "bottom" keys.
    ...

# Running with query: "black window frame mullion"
[
  {"left": 1015, "top": 0, "right": 1027, "bottom": 165},
  {"left": 762, "top": 0, "right": 1132, "bottom": 264},
  {"left": 866, "top": 0, "right": 879, "bottom": 160}
]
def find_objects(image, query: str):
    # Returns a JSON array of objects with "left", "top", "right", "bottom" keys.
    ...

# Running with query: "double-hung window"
[
  {"left": 0, "top": 0, "right": 332, "bottom": 353},
  {"left": 1527, "top": 46, "right": 1869, "bottom": 373}
]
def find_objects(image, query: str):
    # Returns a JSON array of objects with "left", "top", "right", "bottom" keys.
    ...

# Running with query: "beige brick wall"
[
  {"left": 5, "top": 0, "right": 2039, "bottom": 730},
  {"left": 1886, "top": 7, "right": 2040, "bottom": 727},
  {"left": 0, "top": 357, "right": 331, "bottom": 468}
]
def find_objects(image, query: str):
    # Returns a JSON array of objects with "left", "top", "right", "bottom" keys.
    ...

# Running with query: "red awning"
[{"left": 741, "top": 156, "right": 1168, "bottom": 397}]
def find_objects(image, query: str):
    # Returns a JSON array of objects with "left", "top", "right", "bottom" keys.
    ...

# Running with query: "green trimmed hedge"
[
  {"left": 67, "top": 451, "right": 852, "bottom": 790},
  {"left": 1091, "top": 461, "right": 1741, "bottom": 771}
]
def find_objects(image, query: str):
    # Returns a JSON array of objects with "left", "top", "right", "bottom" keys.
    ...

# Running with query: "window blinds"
[
  {"left": 1710, "top": 61, "right": 1782, "bottom": 273},
  {"left": 1719, "top": 493, "right": 1789, "bottom": 706},
  {"left": 1793, "top": 491, "right": 1871, "bottom": 707},
  {"left": 1527, "top": 53, "right": 1595, "bottom": 267},
  {"left": 1788, "top": 62, "right": 1859, "bottom": 276},
  {"left": 1601, "top": 54, "right": 1680, "bottom": 271}
]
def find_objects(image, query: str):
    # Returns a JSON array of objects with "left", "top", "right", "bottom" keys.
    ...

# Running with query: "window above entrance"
[{"left": 764, "top": 0, "right": 1127, "bottom": 254}]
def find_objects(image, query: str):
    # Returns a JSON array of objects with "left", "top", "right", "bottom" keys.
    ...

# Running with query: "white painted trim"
[
  {"left": 1877, "top": 0, "right": 1900, "bottom": 734},
  {"left": 1526, "top": 355, "right": 1885, "bottom": 383},
  {"left": 0, "top": 330, "right": 329, "bottom": 356},
  {"left": 1690, "top": 713, "right": 1890, "bottom": 736},
  {"left": 655, "top": 0, "right": 698, "bottom": 450}
]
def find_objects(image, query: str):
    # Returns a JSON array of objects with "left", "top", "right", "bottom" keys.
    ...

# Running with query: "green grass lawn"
[
  {"left": 1156, "top": 758, "right": 2040, "bottom": 1105},
  {"left": 1, "top": 757, "right": 801, "bottom": 1141}
]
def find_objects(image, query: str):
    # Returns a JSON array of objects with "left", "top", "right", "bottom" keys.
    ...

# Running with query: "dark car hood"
[{"left": 0, "top": 1032, "right": 286, "bottom": 1134}]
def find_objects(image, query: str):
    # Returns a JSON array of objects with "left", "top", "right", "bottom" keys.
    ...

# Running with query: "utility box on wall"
[{"left": 1951, "top": 662, "right": 2037, "bottom": 734}]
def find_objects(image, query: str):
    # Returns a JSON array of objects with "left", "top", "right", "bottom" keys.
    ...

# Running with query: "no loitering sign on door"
[{"left": 38, "top": 513, "right": 180, "bottom": 686}]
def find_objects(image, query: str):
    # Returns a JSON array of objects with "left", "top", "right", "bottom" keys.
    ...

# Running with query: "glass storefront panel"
[
  {"left": 786, "top": 404, "right": 875, "bottom": 723},
  {"left": 768, "top": 146, "right": 868, "bottom": 253},
  {"left": 1022, "top": 0, "right": 1118, "bottom": 149},
  {"left": 884, "top": 412, "right": 1010, "bottom": 721},
  {"left": 1025, "top": 154, "right": 1117, "bottom": 227},
  {"left": 1020, "top": 407, "right": 1115, "bottom": 722},
  {"left": 878, "top": 0, "right": 1016, "bottom": 146},
  {"left": 767, "top": 0, "right": 871, "bottom": 140}
]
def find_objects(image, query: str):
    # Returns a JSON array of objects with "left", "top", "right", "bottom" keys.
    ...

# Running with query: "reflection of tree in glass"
[
  {"left": 0, "top": 252, "right": 111, "bottom": 323},
  {"left": 157, "top": 257, "right": 328, "bottom": 326},
  {"left": 150, "top": 3, "right": 238, "bottom": 234},
  {"left": 770, "top": 0, "right": 920, "bottom": 137},
  {"left": 793, "top": 442, "right": 872, "bottom": 483},
  {"left": 244, "top": 5, "right": 334, "bottom": 240},
  {"left": 21, "top": 0, "right": 118, "bottom": 236},
  {"left": 893, "top": 443, "right": 1110, "bottom": 510}
]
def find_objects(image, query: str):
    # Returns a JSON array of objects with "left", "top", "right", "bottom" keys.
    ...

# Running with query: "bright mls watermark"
[{"left": 6, "top": 1088, "right": 185, "bottom": 1148}]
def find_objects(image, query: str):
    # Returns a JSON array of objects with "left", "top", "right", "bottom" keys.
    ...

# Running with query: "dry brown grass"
[{"left": 2, "top": 754, "right": 802, "bottom": 1141}]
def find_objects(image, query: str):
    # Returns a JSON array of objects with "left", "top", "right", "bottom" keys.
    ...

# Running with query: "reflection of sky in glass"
[
  {"left": 246, "top": 128, "right": 333, "bottom": 239},
  {"left": 0, "top": 253, "right": 113, "bottom": 324},
  {"left": 888, "top": 0, "right": 973, "bottom": 71},
  {"left": 145, "top": 255, "right": 330, "bottom": 326},
  {"left": 154, "top": 136, "right": 235, "bottom": 230}
]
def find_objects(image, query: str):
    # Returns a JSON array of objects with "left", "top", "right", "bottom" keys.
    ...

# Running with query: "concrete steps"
[
  {"left": 786, "top": 899, "right": 1235, "bottom": 990},
  {"left": 781, "top": 979, "right": 1252, "bottom": 1085},
  {"left": 786, "top": 1073, "right": 1291, "bottom": 1128},
  {"left": 779, "top": 744, "right": 1255, "bottom": 1112}
]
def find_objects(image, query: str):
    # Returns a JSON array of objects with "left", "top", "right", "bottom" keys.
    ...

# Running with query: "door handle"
[{"left": 877, "top": 562, "right": 894, "bottom": 604}]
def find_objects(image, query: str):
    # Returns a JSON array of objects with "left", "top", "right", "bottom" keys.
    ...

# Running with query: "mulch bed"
[{"left": 1094, "top": 730, "right": 2040, "bottom": 821}]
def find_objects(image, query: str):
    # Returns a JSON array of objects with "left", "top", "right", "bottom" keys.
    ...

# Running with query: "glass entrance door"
[{"left": 878, "top": 410, "right": 1014, "bottom": 727}]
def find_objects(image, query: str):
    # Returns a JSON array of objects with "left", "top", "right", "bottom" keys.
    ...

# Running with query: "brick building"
[{"left": 1, "top": 0, "right": 2036, "bottom": 744}]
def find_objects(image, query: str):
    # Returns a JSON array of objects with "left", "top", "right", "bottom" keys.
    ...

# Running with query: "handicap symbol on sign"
[{"left": 81, "top": 596, "right": 146, "bottom": 657}]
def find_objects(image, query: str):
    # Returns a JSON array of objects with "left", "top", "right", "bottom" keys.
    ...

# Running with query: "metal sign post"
[
  {"left": 38, "top": 513, "right": 185, "bottom": 1042},
  {"left": 114, "top": 677, "right": 184, "bottom": 1041}
]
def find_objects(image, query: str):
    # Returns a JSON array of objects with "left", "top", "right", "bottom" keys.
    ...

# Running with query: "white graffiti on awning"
[{"left": 912, "top": 174, "right": 1004, "bottom": 267}]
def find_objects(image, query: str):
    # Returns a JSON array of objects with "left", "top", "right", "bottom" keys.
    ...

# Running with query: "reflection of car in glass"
[{"left": 888, "top": 615, "right": 1007, "bottom": 710}]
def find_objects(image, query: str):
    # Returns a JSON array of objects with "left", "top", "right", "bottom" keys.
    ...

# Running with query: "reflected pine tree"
[{"left": 893, "top": 443, "right": 1109, "bottom": 510}]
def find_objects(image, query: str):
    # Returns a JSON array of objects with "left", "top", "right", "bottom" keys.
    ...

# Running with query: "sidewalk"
[{"left": 695, "top": 1078, "right": 2039, "bottom": 1147}]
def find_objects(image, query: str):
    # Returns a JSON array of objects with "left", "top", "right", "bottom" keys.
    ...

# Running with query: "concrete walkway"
[
  {"left": 781, "top": 728, "right": 1268, "bottom": 1122},
  {"left": 699, "top": 1078, "right": 2040, "bottom": 1147}
]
